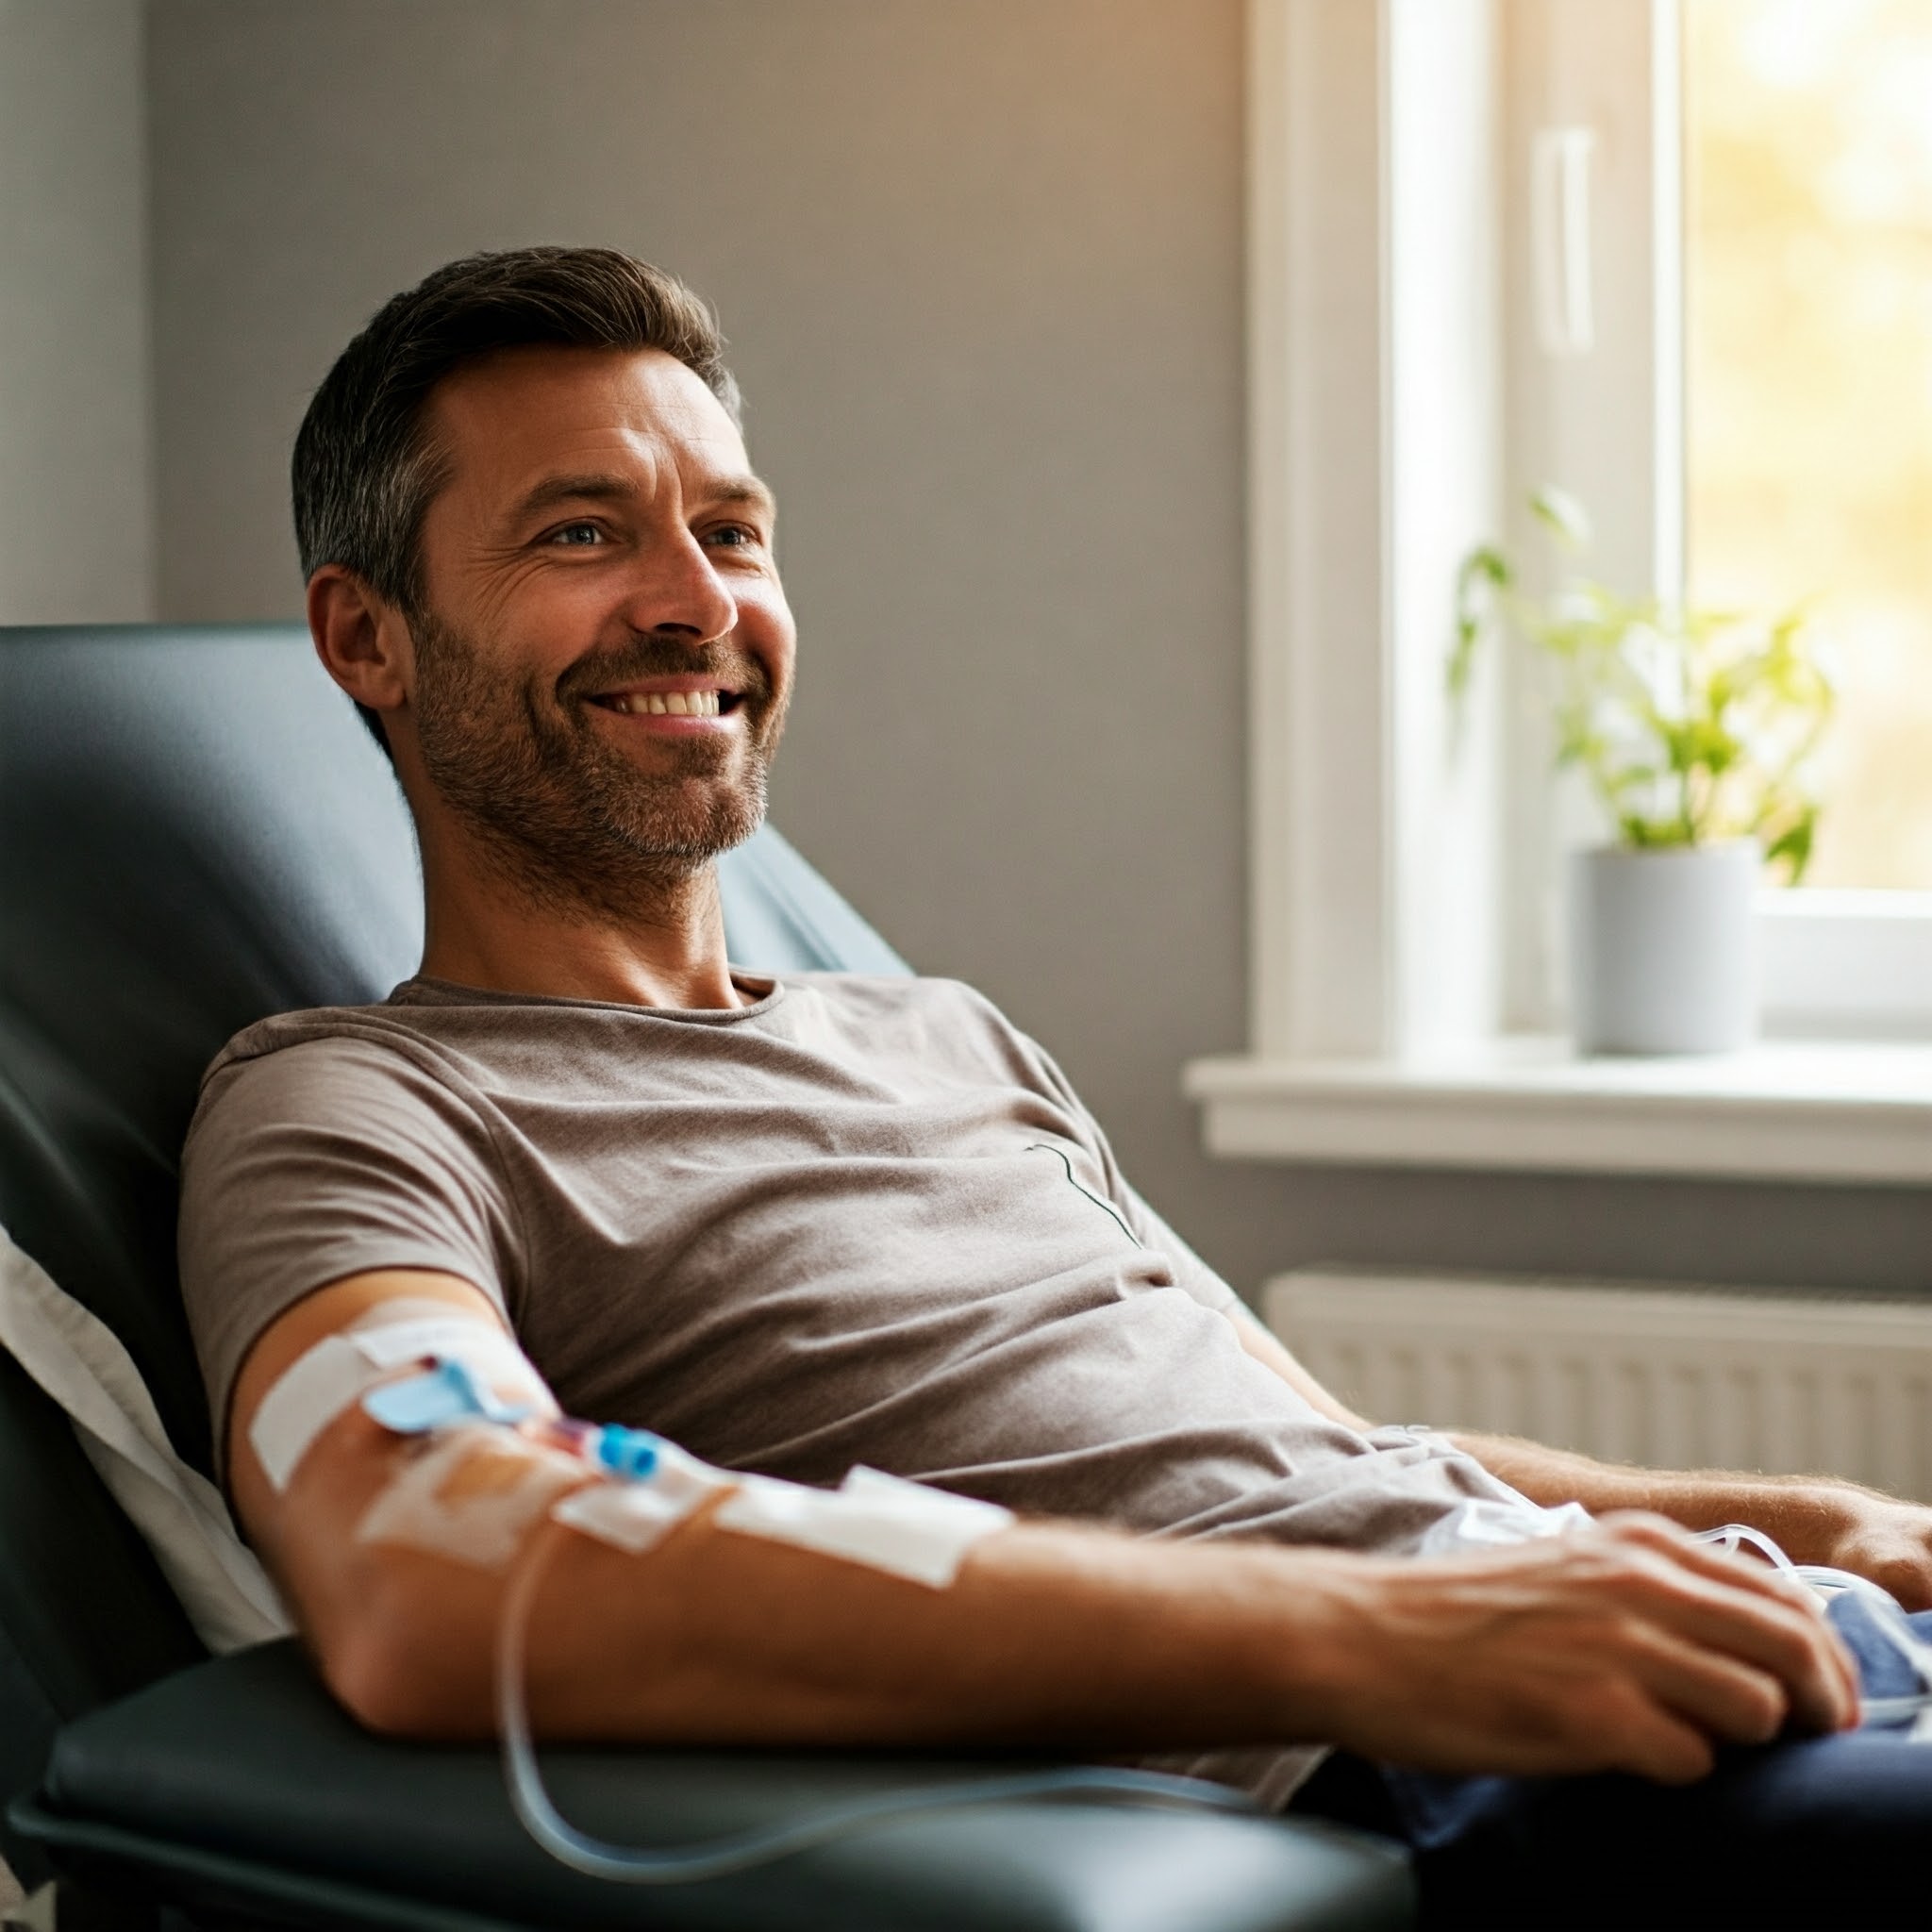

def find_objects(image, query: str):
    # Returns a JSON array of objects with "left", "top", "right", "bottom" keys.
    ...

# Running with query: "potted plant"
[{"left": 1453, "top": 489, "right": 1835, "bottom": 1055}]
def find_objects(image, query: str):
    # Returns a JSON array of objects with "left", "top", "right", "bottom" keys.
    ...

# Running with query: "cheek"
[
  {"left": 458, "top": 543, "right": 607, "bottom": 628},
  {"left": 736, "top": 587, "right": 797, "bottom": 676}
]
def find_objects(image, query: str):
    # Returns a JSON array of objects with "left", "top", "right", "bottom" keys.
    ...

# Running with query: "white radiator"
[{"left": 1264, "top": 1270, "right": 1932, "bottom": 1503}]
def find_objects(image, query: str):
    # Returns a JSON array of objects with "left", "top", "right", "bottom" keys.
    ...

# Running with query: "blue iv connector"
[{"left": 591, "top": 1425, "right": 661, "bottom": 1482}]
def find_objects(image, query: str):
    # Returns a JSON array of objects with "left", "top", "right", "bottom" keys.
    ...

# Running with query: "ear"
[{"left": 308, "top": 566, "right": 414, "bottom": 719}]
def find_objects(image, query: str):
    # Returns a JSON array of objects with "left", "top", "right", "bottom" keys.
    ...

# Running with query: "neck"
[{"left": 415, "top": 821, "right": 747, "bottom": 1012}]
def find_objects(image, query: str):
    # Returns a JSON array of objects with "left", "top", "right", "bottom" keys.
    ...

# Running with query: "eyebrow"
[{"left": 511, "top": 471, "right": 777, "bottom": 525}]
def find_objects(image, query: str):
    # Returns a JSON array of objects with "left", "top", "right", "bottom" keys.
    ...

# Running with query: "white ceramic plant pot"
[{"left": 1569, "top": 842, "right": 1760, "bottom": 1056}]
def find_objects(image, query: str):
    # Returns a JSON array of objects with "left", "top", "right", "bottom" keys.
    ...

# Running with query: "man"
[{"left": 179, "top": 248, "right": 1930, "bottom": 1923}]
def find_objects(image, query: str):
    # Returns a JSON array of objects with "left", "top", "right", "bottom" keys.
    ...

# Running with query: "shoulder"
[{"left": 188, "top": 1001, "right": 489, "bottom": 1158}]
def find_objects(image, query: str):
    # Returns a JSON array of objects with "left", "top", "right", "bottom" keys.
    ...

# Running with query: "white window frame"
[{"left": 1185, "top": 0, "right": 1932, "bottom": 1184}]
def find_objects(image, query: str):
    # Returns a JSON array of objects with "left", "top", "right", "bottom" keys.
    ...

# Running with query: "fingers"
[
  {"left": 1339, "top": 1516, "right": 1866, "bottom": 1783},
  {"left": 1594, "top": 1514, "right": 1807, "bottom": 1602},
  {"left": 1579, "top": 1684, "right": 1717, "bottom": 1786},
  {"left": 1616, "top": 1624, "right": 1788, "bottom": 1748},
  {"left": 1589, "top": 1517, "right": 1860, "bottom": 1734}
]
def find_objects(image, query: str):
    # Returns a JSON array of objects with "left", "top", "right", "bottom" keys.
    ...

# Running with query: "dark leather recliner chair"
[{"left": 0, "top": 623, "right": 1414, "bottom": 1931}]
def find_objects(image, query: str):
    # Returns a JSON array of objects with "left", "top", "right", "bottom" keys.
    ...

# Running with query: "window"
[
  {"left": 1686, "top": 0, "right": 1932, "bottom": 896},
  {"left": 1186, "top": 1, "right": 1931, "bottom": 1182}
]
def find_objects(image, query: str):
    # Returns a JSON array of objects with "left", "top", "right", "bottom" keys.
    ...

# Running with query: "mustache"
[{"left": 557, "top": 637, "right": 774, "bottom": 707}]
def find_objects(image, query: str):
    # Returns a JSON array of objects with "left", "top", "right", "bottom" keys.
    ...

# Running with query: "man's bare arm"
[
  {"left": 1227, "top": 1304, "right": 1372, "bottom": 1430},
  {"left": 1443, "top": 1429, "right": 1932, "bottom": 1611},
  {"left": 232, "top": 1270, "right": 1857, "bottom": 1780}
]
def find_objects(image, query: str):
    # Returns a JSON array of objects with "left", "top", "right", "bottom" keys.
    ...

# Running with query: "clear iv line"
[
  {"left": 1694, "top": 1522, "right": 1932, "bottom": 1726},
  {"left": 493, "top": 1520, "right": 1257, "bottom": 1887}
]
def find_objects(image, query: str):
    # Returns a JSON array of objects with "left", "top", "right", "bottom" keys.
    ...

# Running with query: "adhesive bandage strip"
[
  {"left": 357, "top": 1425, "right": 588, "bottom": 1570},
  {"left": 711, "top": 1465, "right": 1013, "bottom": 1588},
  {"left": 545, "top": 1446, "right": 1011, "bottom": 1585},
  {"left": 248, "top": 1308, "right": 542, "bottom": 1491},
  {"left": 549, "top": 1441, "right": 735, "bottom": 1555}
]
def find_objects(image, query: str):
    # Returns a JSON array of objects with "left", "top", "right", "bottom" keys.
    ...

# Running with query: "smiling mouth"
[{"left": 587, "top": 689, "right": 741, "bottom": 719}]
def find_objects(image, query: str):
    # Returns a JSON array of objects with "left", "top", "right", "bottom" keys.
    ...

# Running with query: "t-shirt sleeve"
[{"left": 178, "top": 1034, "right": 522, "bottom": 1452}]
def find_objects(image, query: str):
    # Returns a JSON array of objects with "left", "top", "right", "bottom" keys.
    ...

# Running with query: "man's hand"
[
  {"left": 1307, "top": 1514, "right": 1859, "bottom": 1785},
  {"left": 1765, "top": 1484, "right": 1932, "bottom": 1610}
]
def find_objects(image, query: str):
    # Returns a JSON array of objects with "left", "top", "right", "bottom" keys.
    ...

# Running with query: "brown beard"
[{"left": 408, "top": 607, "right": 787, "bottom": 924}]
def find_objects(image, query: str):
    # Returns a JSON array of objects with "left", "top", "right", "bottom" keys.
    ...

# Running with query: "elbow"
[{"left": 311, "top": 1565, "right": 495, "bottom": 1741}]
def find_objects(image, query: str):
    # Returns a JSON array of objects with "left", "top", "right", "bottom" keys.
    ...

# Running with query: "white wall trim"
[
  {"left": 1187, "top": 1041, "right": 1932, "bottom": 1185},
  {"left": 1386, "top": 0, "right": 1507, "bottom": 1057},
  {"left": 1246, "top": 0, "right": 1391, "bottom": 1058},
  {"left": 1761, "top": 893, "right": 1932, "bottom": 1041},
  {"left": 1245, "top": 0, "right": 1505, "bottom": 1061}
]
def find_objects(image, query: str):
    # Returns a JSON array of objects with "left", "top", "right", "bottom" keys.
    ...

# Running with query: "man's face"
[{"left": 403, "top": 344, "right": 794, "bottom": 912}]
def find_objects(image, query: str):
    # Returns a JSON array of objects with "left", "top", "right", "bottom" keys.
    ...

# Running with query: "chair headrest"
[
  {"left": 1, "top": 625, "right": 426, "bottom": 1473},
  {"left": 0, "top": 623, "right": 910, "bottom": 1477}
]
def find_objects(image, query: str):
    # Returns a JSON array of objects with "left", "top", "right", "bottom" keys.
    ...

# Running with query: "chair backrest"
[{"left": 0, "top": 623, "right": 908, "bottom": 1866}]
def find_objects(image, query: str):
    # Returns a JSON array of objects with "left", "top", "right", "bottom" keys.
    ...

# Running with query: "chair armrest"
[{"left": 10, "top": 1642, "right": 1413, "bottom": 1932}]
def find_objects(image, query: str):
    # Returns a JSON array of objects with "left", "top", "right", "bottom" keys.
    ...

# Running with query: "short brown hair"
[{"left": 291, "top": 246, "right": 741, "bottom": 754}]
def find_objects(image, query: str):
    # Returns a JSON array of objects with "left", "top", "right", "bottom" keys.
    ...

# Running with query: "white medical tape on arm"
[
  {"left": 247, "top": 1307, "right": 542, "bottom": 1492},
  {"left": 713, "top": 1466, "right": 1013, "bottom": 1588},
  {"left": 350, "top": 1315, "right": 540, "bottom": 1382},
  {"left": 548, "top": 1441, "right": 736, "bottom": 1555},
  {"left": 249, "top": 1335, "right": 390, "bottom": 1492},
  {"left": 357, "top": 1425, "right": 589, "bottom": 1570}
]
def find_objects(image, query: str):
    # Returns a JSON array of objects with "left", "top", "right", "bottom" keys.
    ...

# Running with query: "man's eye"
[
  {"left": 548, "top": 522, "right": 605, "bottom": 547},
  {"left": 706, "top": 524, "right": 760, "bottom": 549}
]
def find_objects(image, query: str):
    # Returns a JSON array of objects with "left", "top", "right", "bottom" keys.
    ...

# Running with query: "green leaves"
[
  {"left": 1450, "top": 545, "right": 1512, "bottom": 702},
  {"left": 1452, "top": 491, "right": 1836, "bottom": 881},
  {"left": 1528, "top": 483, "right": 1592, "bottom": 550}
]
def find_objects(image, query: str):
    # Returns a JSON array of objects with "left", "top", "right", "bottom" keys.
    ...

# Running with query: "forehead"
[{"left": 424, "top": 344, "right": 751, "bottom": 503}]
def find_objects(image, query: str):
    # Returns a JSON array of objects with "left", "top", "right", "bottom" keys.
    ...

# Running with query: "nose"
[{"left": 620, "top": 526, "right": 739, "bottom": 642}]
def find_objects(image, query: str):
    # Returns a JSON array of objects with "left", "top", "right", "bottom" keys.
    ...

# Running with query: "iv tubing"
[
  {"left": 1694, "top": 1523, "right": 1932, "bottom": 1726},
  {"left": 493, "top": 1519, "right": 1257, "bottom": 1886}
]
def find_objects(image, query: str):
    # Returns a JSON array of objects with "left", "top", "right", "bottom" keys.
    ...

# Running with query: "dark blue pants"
[{"left": 1291, "top": 1598, "right": 1932, "bottom": 1925}]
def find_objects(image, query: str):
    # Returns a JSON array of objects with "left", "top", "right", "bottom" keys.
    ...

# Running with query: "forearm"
[
  {"left": 279, "top": 1419, "right": 1365, "bottom": 1749},
  {"left": 352, "top": 1505, "right": 1370, "bottom": 1748},
  {"left": 1449, "top": 1430, "right": 1876, "bottom": 1556},
  {"left": 1228, "top": 1305, "right": 1370, "bottom": 1430},
  {"left": 235, "top": 1274, "right": 1367, "bottom": 1753}
]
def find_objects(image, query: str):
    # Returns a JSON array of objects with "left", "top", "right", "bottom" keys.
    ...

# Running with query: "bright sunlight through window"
[{"left": 1686, "top": 0, "right": 1932, "bottom": 891}]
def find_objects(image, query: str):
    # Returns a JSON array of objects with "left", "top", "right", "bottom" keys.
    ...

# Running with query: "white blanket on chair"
[{"left": 0, "top": 1224, "right": 290, "bottom": 1652}]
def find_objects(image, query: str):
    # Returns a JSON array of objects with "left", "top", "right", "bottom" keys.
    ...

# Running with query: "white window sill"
[{"left": 1183, "top": 1039, "right": 1932, "bottom": 1186}]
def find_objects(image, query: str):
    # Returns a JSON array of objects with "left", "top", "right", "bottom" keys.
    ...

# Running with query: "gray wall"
[
  {"left": 133, "top": 1, "right": 1930, "bottom": 1300},
  {"left": 0, "top": 0, "right": 153, "bottom": 621}
]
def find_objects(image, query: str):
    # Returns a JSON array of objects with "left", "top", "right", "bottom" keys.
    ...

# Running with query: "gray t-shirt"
[{"left": 180, "top": 971, "right": 1530, "bottom": 1803}]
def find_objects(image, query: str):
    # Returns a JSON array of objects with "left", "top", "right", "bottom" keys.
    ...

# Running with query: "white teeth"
[{"left": 608, "top": 690, "right": 723, "bottom": 717}]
